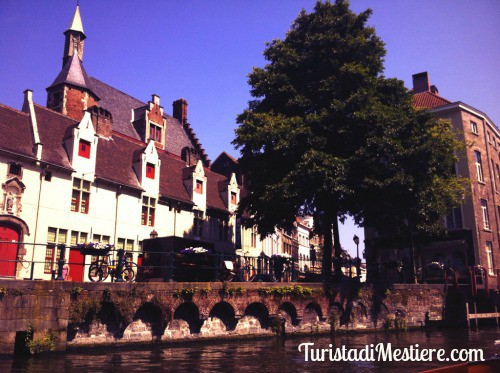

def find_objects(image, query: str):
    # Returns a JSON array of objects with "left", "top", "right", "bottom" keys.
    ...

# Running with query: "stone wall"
[{"left": 0, "top": 280, "right": 447, "bottom": 355}]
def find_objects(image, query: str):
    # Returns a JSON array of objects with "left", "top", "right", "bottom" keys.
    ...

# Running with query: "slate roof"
[
  {"left": 412, "top": 91, "right": 451, "bottom": 109},
  {"left": 47, "top": 53, "right": 96, "bottom": 95},
  {"left": 0, "top": 104, "right": 33, "bottom": 159}
]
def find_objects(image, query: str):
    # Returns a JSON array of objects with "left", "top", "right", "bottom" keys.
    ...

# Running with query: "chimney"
[
  {"left": 89, "top": 106, "right": 113, "bottom": 138},
  {"left": 173, "top": 98, "right": 188, "bottom": 125},
  {"left": 412, "top": 72, "right": 431, "bottom": 93}
]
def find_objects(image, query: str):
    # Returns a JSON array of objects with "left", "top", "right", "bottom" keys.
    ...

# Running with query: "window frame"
[
  {"left": 149, "top": 122, "right": 162, "bottom": 142},
  {"left": 474, "top": 150, "right": 484, "bottom": 183},
  {"left": 195, "top": 179, "right": 203, "bottom": 194},
  {"left": 141, "top": 196, "right": 156, "bottom": 226},
  {"left": 480, "top": 199, "right": 490, "bottom": 230},
  {"left": 71, "top": 178, "right": 91, "bottom": 214},
  {"left": 44, "top": 227, "right": 67, "bottom": 274},
  {"left": 8, "top": 162, "right": 22, "bottom": 177},
  {"left": 193, "top": 210, "right": 204, "bottom": 237},
  {"left": 485, "top": 241, "right": 495, "bottom": 276},
  {"left": 230, "top": 191, "right": 237, "bottom": 205},
  {"left": 470, "top": 120, "right": 478, "bottom": 135}
]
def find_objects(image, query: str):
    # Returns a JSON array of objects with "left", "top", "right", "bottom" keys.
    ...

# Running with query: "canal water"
[{"left": 1, "top": 328, "right": 498, "bottom": 372}]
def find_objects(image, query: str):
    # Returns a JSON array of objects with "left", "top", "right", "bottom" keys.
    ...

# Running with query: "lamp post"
[{"left": 353, "top": 234, "right": 360, "bottom": 278}]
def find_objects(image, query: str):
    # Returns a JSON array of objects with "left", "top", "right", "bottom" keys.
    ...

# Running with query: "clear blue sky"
[{"left": 1, "top": 1, "right": 499, "bottom": 258}]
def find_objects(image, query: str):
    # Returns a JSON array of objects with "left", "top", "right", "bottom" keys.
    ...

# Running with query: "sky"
[{"left": 1, "top": 1, "right": 499, "bottom": 258}]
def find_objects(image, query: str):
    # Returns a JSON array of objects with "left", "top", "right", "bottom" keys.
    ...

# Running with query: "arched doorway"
[{"left": 0, "top": 225, "right": 19, "bottom": 276}]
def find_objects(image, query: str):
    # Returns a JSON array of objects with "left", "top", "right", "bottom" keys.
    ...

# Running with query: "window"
[
  {"left": 474, "top": 151, "right": 484, "bottom": 182},
  {"left": 146, "top": 163, "right": 155, "bottom": 179},
  {"left": 193, "top": 210, "right": 204, "bottom": 237},
  {"left": 481, "top": 199, "right": 490, "bottom": 230},
  {"left": 45, "top": 228, "right": 67, "bottom": 274},
  {"left": 445, "top": 207, "right": 463, "bottom": 229},
  {"left": 70, "top": 231, "right": 88, "bottom": 247},
  {"left": 149, "top": 123, "right": 162, "bottom": 142},
  {"left": 218, "top": 219, "right": 229, "bottom": 241},
  {"left": 44, "top": 171, "right": 52, "bottom": 182},
  {"left": 231, "top": 192, "right": 237, "bottom": 205},
  {"left": 92, "top": 234, "right": 110, "bottom": 245},
  {"left": 195, "top": 180, "right": 203, "bottom": 194},
  {"left": 141, "top": 196, "right": 156, "bottom": 226},
  {"left": 71, "top": 178, "right": 91, "bottom": 213},
  {"left": 485, "top": 242, "right": 495, "bottom": 275},
  {"left": 117, "top": 238, "right": 134, "bottom": 251},
  {"left": 8, "top": 162, "right": 22, "bottom": 177},
  {"left": 251, "top": 227, "right": 257, "bottom": 247},
  {"left": 487, "top": 131, "right": 492, "bottom": 144},
  {"left": 78, "top": 139, "right": 91, "bottom": 158},
  {"left": 492, "top": 160, "right": 497, "bottom": 191},
  {"left": 471, "top": 121, "right": 478, "bottom": 135}
]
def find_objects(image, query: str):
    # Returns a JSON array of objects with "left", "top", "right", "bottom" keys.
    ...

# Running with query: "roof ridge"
[{"left": 0, "top": 103, "right": 29, "bottom": 116}]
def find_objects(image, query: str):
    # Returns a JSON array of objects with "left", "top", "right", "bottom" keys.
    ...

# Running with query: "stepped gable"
[
  {"left": 0, "top": 105, "right": 32, "bottom": 159},
  {"left": 33, "top": 105, "right": 75, "bottom": 169}
]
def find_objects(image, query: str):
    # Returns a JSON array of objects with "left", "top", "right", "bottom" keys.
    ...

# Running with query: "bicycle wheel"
[
  {"left": 88, "top": 263, "right": 104, "bottom": 282},
  {"left": 123, "top": 262, "right": 137, "bottom": 282}
]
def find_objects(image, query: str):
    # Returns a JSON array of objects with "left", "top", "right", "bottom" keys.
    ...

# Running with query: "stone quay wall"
[{"left": 0, "top": 280, "right": 447, "bottom": 355}]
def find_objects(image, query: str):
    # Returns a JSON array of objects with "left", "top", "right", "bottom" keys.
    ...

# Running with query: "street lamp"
[{"left": 353, "top": 234, "right": 360, "bottom": 278}]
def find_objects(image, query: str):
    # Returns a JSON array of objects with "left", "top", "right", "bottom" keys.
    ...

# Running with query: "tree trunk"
[
  {"left": 332, "top": 216, "right": 342, "bottom": 282},
  {"left": 408, "top": 222, "right": 417, "bottom": 284},
  {"left": 321, "top": 218, "right": 333, "bottom": 283}
]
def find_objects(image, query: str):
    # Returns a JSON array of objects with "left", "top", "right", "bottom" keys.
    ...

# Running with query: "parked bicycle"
[{"left": 88, "top": 251, "right": 137, "bottom": 282}]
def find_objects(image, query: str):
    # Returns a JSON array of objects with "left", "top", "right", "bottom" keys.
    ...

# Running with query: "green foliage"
[
  {"left": 258, "top": 285, "right": 313, "bottom": 298},
  {"left": 199, "top": 288, "right": 211, "bottom": 297},
  {"left": 394, "top": 315, "right": 407, "bottom": 331},
  {"left": 10, "top": 288, "right": 23, "bottom": 297},
  {"left": 0, "top": 287, "right": 6, "bottom": 297},
  {"left": 69, "top": 298, "right": 101, "bottom": 324},
  {"left": 233, "top": 0, "right": 466, "bottom": 280},
  {"left": 25, "top": 326, "right": 57, "bottom": 355},
  {"left": 70, "top": 286, "right": 83, "bottom": 299},
  {"left": 173, "top": 288, "right": 196, "bottom": 299}
]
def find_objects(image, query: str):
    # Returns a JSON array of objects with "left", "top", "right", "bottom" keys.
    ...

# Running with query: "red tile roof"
[{"left": 412, "top": 91, "right": 451, "bottom": 109}]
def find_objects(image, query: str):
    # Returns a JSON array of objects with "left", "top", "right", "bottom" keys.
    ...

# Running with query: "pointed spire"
[{"left": 67, "top": 4, "right": 85, "bottom": 35}]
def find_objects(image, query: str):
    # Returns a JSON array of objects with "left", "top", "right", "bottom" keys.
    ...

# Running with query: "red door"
[
  {"left": 0, "top": 226, "right": 19, "bottom": 276},
  {"left": 68, "top": 248, "right": 85, "bottom": 282}
]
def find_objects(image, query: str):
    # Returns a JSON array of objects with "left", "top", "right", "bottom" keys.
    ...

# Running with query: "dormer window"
[
  {"left": 195, "top": 180, "right": 203, "bottom": 194},
  {"left": 78, "top": 139, "right": 91, "bottom": 158},
  {"left": 149, "top": 123, "right": 162, "bottom": 142},
  {"left": 8, "top": 163, "right": 22, "bottom": 177},
  {"left": 146, "top": 163, "right": 155, "bottom": 179},
  {"left": 231, "top": 192, "right": 237, "bottom": 205}
]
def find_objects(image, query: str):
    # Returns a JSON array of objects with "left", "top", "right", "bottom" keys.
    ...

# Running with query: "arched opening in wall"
[
  {"left": 278, "top": 302, "right": 299, "bottom": 326},
  {"left": 174, "top": 302, "right": 202, "bottom": 334},
  {"left": 244, "top": 302, "right": 269, "bottom": 329},
  {"left": 452, "top": 251, "right": 467, "bottom": 280},
  {"left": 209, "top": 301, "right": 236, "bottom": 331},
  {"left": 0, "top": 216, "right": 28, "bottom": 277},
  {"left": 134, "top": 302, "right": 165, "bottom": 339},
  {"left": 98, "top": 301, "right": 127, "bottom": 338},
  {"left": 304, "top": 302, "right": 323, "bottom": 322}
]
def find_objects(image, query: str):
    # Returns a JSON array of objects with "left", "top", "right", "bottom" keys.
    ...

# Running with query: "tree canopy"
[{"left": 233, "top": 0, "right": 465, "bottom": 282}]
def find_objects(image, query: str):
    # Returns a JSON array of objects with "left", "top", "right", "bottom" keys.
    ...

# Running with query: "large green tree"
[{"left": 233, "top": 0, "right": 464, "bottom": 282}]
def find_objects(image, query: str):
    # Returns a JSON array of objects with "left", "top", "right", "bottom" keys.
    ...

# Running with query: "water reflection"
[{"left": 2, "top": 329, "right": 498, "bottom": 372}]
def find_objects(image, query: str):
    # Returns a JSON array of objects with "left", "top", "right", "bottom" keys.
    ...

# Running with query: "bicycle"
[{"left": 88, "top": 251, "right": 137, "bottom": 282}]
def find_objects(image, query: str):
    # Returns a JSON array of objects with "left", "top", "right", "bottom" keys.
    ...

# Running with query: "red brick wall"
[{"left": 64, "top": 87, "right": 98, "bottom": 121}]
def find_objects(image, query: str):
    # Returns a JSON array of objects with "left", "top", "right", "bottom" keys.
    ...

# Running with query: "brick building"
[{"left": 365, "top": 72, "right": 499, "bottom": 288}]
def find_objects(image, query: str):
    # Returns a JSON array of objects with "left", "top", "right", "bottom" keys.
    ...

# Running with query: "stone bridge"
[{"left": 0, "top": 280, "right": 447, "bottom": 354}]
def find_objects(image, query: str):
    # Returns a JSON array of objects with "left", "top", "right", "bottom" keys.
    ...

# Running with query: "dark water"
[{"left": 1, "top": 329, "right": 498, "bottom": 372}]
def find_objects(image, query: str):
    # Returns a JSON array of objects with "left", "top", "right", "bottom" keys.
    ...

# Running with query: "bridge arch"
[
  {"left": 209, "top": 301, "right": 237, "bottom": 331},
  {"left": 174, "top": 301, "right": 202, "bottom": 333},
  {"left": 133, "top": 301, "right": 166, "bottom": 339},
  {"left": 244, "top": 302, "right": 269, "bottom": 329},
  {"left": 278, "top": 302, "right": 299, "bottom": 326}
]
